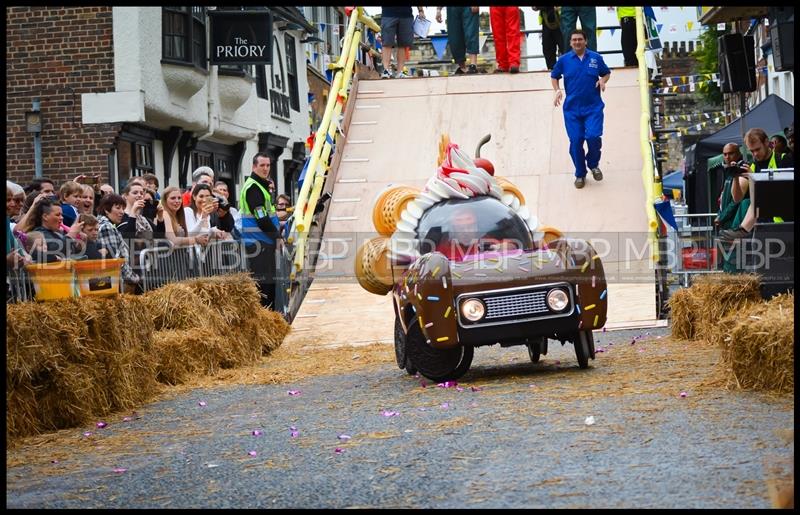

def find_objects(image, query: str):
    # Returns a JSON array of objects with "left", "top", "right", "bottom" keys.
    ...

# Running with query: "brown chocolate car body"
[{"left": 392, "top": 236, "right": 608, "bottom": 382}]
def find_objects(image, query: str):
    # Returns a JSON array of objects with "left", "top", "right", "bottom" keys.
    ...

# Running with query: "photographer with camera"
[
  {"left": 214, "top": 181, "right": 241, "bottom": 236},
  {"left": 715, "top": 143, "right": 744, "bottom": 232},
  {"left": 184, "top": 184, "right": 233, "bottom": 243},
  {"left": 720, "top": 128, "right": 794, "bottom": 242}
]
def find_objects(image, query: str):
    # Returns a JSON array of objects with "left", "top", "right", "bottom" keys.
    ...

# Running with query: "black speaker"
[
  {"left": 770, "top": 22, "right": 794, "bottom": 72},
  {"left": 718, "top": 33, "right": 756, "bottom": 93}
]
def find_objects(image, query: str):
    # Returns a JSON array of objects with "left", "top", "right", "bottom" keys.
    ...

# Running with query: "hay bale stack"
[
  {"left": 712, "top": 293, "right": 794, "bottom": 393},
  {"left": 242, "top": 308, "right": 292, "bottom": 356},
  {"left": 6, "top": 295, "right": 157, "bottom": 442},
  {"left": 181, "top": 273, "right": 262, "bottom": 326},
  {"left": 142, "top": 282, "right": 226, "bottom": 330},
  {"left": 669, "top": 274, "right": 762, "bottom": 341}
]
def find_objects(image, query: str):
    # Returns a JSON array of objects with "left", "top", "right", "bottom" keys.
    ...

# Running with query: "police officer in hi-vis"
[{"left": 238, "top": 152, "right": 282, "bottom": 308}]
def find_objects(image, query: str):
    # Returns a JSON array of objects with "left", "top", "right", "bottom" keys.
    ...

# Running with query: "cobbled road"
[{"left": 6, "top": 327, "right": 794, "bottom": 508}]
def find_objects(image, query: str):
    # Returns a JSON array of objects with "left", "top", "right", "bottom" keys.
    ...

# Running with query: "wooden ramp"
[{"left": 286, "top": 68, "right": 658, "bottom": 350}]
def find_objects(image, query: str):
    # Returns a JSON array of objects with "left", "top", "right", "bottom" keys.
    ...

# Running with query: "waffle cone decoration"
[
  {"left": 372, "top": 185, "right": 421, "bottom": 236},
  {"left": 355, "top": 236, "right": 395, "bottom": 295},
  {"left": 493, "top": 175, "right": 526, "bottom": 207}
]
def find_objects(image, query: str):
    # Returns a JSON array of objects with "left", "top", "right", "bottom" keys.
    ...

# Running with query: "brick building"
[
  {"left": 6, "top": 7, "right": 120, "bottom": 186},
  {"left": 6, "top": 6, "right": 319, "bottom": 204}
]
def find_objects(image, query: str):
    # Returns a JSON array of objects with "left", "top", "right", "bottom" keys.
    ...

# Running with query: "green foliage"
[{"left": 693, "top": 26, "right": 723, "bottom": 105}]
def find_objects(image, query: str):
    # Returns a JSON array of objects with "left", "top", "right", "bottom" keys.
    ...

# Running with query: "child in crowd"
[
  {"left": 78, "top": 213, "right": 107, "bottom": 259},
  {"left": 59, "top": 181, "right": 83, "bottom": 227}
]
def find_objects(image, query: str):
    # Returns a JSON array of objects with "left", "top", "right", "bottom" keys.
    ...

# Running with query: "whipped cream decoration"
[{"left": 388, "top": 142, "right": 540, "bottom": 264}]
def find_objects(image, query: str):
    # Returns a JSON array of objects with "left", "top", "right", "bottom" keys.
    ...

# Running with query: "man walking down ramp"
[{"left": 551, "top": 29, "right": 611, "bottom": 189}]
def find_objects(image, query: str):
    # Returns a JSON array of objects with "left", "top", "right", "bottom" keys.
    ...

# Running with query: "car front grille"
[{"left": 484, "top": 290, "right": 549, "bottom": 319}]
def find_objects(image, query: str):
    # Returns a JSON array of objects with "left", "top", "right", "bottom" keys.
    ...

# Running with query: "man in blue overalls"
[{"left": 551, "top": 29, "right": 611, "bottom": 189}]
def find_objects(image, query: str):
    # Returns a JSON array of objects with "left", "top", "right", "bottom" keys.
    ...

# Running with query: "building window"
[
  {"left": 162, "top": 7, "right": 207, "bottom": 69},
  {"left": 116, "top": 125, "right": 155, "bottom": 190},
  {"left": 191, "top": 150, "right": 212, "bottom": 170},
  {"left": 285, "top": 35, "right": 299, "bottom": 111},
  {"left": 256, "top": 65, "right": 268, "bottom": 99}
]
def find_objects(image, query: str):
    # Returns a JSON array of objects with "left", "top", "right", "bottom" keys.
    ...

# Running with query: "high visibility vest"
[
  {"left": 617, "top": 7, "right": 636, "bottom": 20},
  {"left": 749, "top": 152, "right": 784, "bottom": 223},
  {"left": 238, "top": 177, "right": 280, "bottom": 245}
]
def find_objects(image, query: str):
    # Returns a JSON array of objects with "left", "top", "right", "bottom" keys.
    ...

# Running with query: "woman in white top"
[
  {"left": 184, "top": 184, "right": 231, "bottom": 241},
  {"left": 161, "top": 186, "right": 209, "bottom": 247}
]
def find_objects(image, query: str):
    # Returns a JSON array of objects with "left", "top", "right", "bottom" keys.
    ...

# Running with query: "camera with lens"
[
  {"left": 212, "top": 193, "right": 229, "bottom": 210},
  {"left": 725, "top": 159, "right": 748, "bottom": 175}
]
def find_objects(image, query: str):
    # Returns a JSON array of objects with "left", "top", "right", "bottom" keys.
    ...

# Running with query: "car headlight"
[
  {"left": 460, "top": 298, "right": 486, "bottom": 322},
  {"left": 546, "top": 288, "right": 569, "bottom": 311}
]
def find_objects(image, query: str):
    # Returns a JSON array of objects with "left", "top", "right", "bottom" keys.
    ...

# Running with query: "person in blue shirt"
[{"left": 551, "top": 29, "right": 611, "bottom": 189}]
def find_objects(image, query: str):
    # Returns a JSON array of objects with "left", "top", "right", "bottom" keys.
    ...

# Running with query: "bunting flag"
[
  {"left": 654, "top": 199, "right": 678, "bottom": 231},
  {"left": 686, "top": 21, "right": 694, "bottom": 31},
  {"left": 643, "top": 6, "right": 662, "bottom": 51},
  {"left": 658, "top": 23, "right": 665, "bottom": 33},
  {"left": 297, "top": 157, "right": 310, "bottom": 191},
  {"left": 609, "top": 27, "right": 616, "bottom": 36},
  {"left": 319, "top": 23, "right": 326, "bottom": 32},
  {"left": 668, "top": 24, "right": 676, "bottom": 33},
  {"left": 657, "top": 72, "right": 719, "bottom": 85},
  {"left": 431, "top": 34, "right": 448, "bottom": 60}
]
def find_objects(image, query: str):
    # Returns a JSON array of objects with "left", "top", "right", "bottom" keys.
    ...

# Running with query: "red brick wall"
[{"left": 6, "top": 6, "right": 121, "bottom": 188}]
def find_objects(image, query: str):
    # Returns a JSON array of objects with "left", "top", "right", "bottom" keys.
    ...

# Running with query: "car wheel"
[
  {"left": 394, "top": 315, "right": 408, "bottom": 370},
  {"left": 574, "top": 330, "right": 593, "bottom": 369},
  {"left": 405, "top": 319, "right": 472, "bottom": 382},
  {"left": 526, "top": 337, "right": 546, "bottom": 363}
]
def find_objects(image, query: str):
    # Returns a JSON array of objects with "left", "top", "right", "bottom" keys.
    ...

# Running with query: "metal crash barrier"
[
  {"left": 7, "top": 268, "right": 35, "bottom": 303},
  {"left": 138, "top": 239, "right": 249, "bottom": 292},
  {"left": 666, "top": 212, "right": 721, "bottom": 286}
]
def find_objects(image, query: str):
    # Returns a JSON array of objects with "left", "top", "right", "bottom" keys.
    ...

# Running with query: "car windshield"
[{"left": 416, "top": 197, "right": 534, "bottom": 260}]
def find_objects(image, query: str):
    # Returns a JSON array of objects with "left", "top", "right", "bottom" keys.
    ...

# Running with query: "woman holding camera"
[
  {"left": 117, "top": 181, "right": 165, "bottom": 241},
  {"left": 184, "top": 183, "right": 233, "bottom": 242}
]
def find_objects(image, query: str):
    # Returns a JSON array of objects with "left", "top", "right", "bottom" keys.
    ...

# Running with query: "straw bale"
[
  {"left": 143, "top": 282, "right": 226, "bottom": 331},
  {"left": 181, "top": 273, "right": 262, "bottom": 326},
  {"left": 713, "top": 293, "right": 794, "bottom": 393},
  {"left": 152, "top": 328, "right": 259, "bottom": 385},
  {"left": 669, "top": 273, "right": 762, "bottom": 342},
  {"left": 239, "top": 308, "right": 292, "bottom": 356}
]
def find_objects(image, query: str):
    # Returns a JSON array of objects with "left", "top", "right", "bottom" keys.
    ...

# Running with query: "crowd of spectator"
[{"left": 6, "top": 166, "right": 294, "bottom": 296}]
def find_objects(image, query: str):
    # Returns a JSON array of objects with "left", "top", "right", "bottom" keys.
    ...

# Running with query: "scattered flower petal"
[
  {"left": 440, "top": 402, "right": 449, "bottom": 409},
  {"left": 470, "top": 386, "right": 482, "bottom": 392},
  {"left": 287, "top": 390, "right": 301, "bottom": 396},
  {"left": 404, "top": 429, "right": 414, "bottom": 433},
  {"left": 206, "top": 463, "right": 220, "bottom": 468},
  {"left": 122, "top": 417, "right": 132, "bottom": 422},
  {"left": 51, "top": 460, "right": 59, "bottom": 464},
  {"left": 112, "top": 468, "right": 127, "bottom": 474},
  {"left": 334, "top": 448, "right": 344, "bottom": 454},
  {"left": 680, "top": 391, "right": 688, "bottom": 398},
  {"left": 381, "top": 410, "right": 399, "bottom": 417},
  {"left": 417, "top": 407, "right": 427, "bottom": 412},
  {"left": 248, "top": 451, "right": 257, "bottom": 457},
  {"left": 83, "top": 432, "right": 93, "bottom": 437},
  {"left": 96, "top": 422, "right": 107, "bottom": 429},
  {"left": 596, "top": 348, "right": 605, "bottom": 353},
  {"left": 438, "top": 381, "right": 458, "bottom": 388},
  {"left": 290, "top": 430, "right": 299, "bottom": 438},
  {"left": 338, "top": 434, "right": 352, "bottom": 441},
  {"left": 252, "top": 430, "right": 262, "bottom": 436},
  {"left": 528, "top": 384, "right": 537, "bottom": 388},
  {"left": 584, "top": 416, "right": 596, "bottom": 426},
  {"left": 455, "top": 386, "right": 464, "bottom": 392},
  {"left": 198, "top": 401, "right": 207, "bottom": 407},
  {"left": 289, "top": 426, "right": 297, "bottom": 431},
  {"left": 420, "top": 380, "right": 427, "bottom": 388}
]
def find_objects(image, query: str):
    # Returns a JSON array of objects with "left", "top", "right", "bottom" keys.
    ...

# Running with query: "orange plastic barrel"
[
  {"left": 73, "top": 258, "right": 125, "bottom": 297},
  {"left": 25, "top": 260, "right": 77, "bottom": 301}
]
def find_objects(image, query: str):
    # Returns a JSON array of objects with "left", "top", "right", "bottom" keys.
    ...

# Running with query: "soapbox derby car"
[{"left": 354, "top": 135, "right": 609, "bottom": 382}]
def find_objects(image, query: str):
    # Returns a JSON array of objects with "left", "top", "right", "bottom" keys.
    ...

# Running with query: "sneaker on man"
[
  {"left": 493, "top": 68, "right": 507, "bottom": 73},
  {"left": 381, "top": 69, "right": 393, "bottom": 79},
  {"left": 591, "top": 167, "right": 603, "bottom": 181},
  {"left": 454, "top": 67, "right": 465, "bottom": 75},
  {"left": 574, "top": 177, "right": 586, "bottom": 189},
  {"left": 467, "top": 64, "right": 478, "bottom": 74},
  {"left": 394, "top": 71, "right": 409, "bottom": 79},
  {"left": 509, "top": 66, "right": 520, "bottom": 74},
  {"left": 719, "top": 226, "right": 751, "bottom": 242}
]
